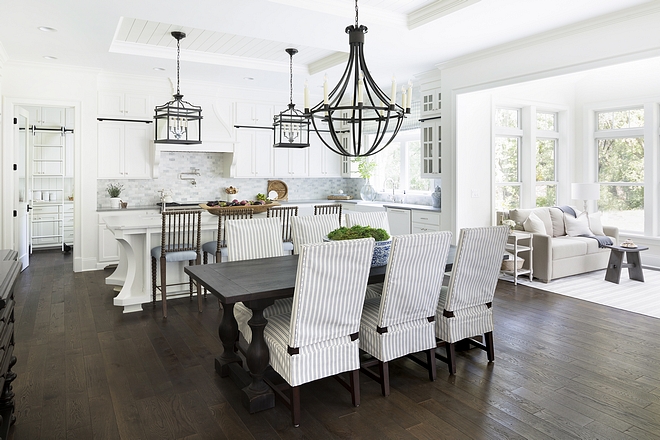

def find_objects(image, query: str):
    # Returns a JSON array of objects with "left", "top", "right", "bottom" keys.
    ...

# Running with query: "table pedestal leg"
[
  {"left": 215, "top": 303, "right": 242, "bottom": 377},
  {"left": 241, "top": 299, "right": 275, "bottom": 413},
  {"left": 626, "top": 252, "right": 644, "bottom": 282},
  {"left": 605, "top": 249, "right": 623, "bottom": 284}
]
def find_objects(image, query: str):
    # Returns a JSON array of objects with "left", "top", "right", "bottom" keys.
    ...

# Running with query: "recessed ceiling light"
[
  {"left": 38, "top": 26, "right": 57, "bottom": 32},
  {"left": 243, "top": 77, "right": 254, "bottom": 81},
  {"left": 153, "top": 67, "right": 166, "bottom": 71},
  {"left": 43, "top": 56, "right": 58, "bottom": 60}
]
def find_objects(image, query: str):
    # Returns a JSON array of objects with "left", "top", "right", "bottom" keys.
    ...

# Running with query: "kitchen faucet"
[
  {"left": 179, "top": 168, "right": 200, "bottom": 186},
  {"left": 384, "top": 178, "right": 396, "bottom": 200}
]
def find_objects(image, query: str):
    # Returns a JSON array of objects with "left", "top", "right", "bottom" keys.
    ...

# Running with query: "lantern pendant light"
[
  {"left": 273, "top": 48, "right": 310, "bottom": 149},
  {"left": 305, "top": 0, "right": 409, "bottom": 157},
  {"left": 154, "top": 31, "right": 202, "bottom": 145}
]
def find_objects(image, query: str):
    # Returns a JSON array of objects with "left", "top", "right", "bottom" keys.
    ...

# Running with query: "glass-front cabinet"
[{"left": 421, "top": 119, "right": 441, "bottom": 178}]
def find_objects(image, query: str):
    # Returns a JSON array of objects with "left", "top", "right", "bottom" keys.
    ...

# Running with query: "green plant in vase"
[
  {"left": 107, "top": 183, "right": 124, "bottom": 208},
  {"left": 353, "top": 157, "right": 377, "bottom": 201},
  {"left": 326, "top": 225, "right": 391, "bottom": 267}
]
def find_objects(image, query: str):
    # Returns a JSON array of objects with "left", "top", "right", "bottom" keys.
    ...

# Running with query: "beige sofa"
[{"left": 507, "top": 207, "right": 619, "bottom": 283}]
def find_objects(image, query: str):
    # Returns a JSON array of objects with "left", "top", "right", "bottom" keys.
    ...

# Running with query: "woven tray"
[
  {"left": 267, "top": 180, "right": 288, "bottom": 201},
  {"left": 199, "top": 201, "right": 280, "bottom": 214},
  {"left": 327, "top": 195, "right": 353, "bottom": 200}
]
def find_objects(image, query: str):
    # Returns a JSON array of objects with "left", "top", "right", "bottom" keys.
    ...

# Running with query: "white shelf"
[{"left": 503, "top": 231, "right": 533, "bottom": 285}]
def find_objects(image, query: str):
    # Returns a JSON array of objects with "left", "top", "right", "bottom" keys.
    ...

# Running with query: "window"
[
  {"left": 595, "top": 108, "right": 644, "bottom": 232},
  {"left": 370, "top": 129, "right": 431, "bottom": 194},
  {"left": 494, "top": 108, "right": 522, "bottom": 210},
  {"left": 535, "top": 112, "right": 558, "bottom": 207}
]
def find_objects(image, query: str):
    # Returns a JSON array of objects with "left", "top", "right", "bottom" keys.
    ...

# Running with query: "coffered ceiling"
[{"left": 0, "top": 0, "right": 653, "bottom": 92}]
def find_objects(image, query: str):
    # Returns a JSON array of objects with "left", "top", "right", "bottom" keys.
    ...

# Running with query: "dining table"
[{"left": 185, "top": 245, "right": 455, "bottom": 414}]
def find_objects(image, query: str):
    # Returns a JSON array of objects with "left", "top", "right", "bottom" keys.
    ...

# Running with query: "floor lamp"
[{"left": 571, "top": 183, "right": 600, "bottom": 212}]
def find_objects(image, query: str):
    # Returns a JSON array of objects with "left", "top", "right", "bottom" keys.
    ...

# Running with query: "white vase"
[
  {"left": 360, "top": 180, "right": 376, "bottom": 201},
  {"left": 110, "top": 197, "right": 121, "bottom": 208}
]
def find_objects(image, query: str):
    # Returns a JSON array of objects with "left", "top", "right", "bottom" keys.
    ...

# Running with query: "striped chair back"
[
  {"left": 345, "top": 211, "right": 391, "bottom": 235},
  {"left": 267, "top": 205, "right": 299, "bottom": 243},
  {"left": 443, "top": 226, "right": 509, "bottom": 312},
  {"left": 225, "top": 217, "right": 284, "bottom": 262},
  {"left": 290, "top": 214, "right": 340, "bottom": 255},
  {"left": 288, "top": 238, "right": 375, "bottom": 349},
  {"left": 212, "top": 207, "right": 254, "bottom": 253},
  {"left": 377, "top": 232, "right": 451, "bottom": 328}
]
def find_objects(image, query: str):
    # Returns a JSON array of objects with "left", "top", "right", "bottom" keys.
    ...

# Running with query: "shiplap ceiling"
[{"left": 0, "top": 0, "right": 654, "bottom": 92}]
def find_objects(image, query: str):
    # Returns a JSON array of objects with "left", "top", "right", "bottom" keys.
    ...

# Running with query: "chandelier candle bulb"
[
  {"left": 304, "top": 81, "right": 309, "bottom": 110},
  {"left": 357, "top": 74, "right": 364, "bottom": 103},
  {"left": 390, "top": 77, "right": 396, "bottom": 105},
  {"left": 401, "top": 86, "right": 406, "bottom": 108},
  {"left": 406, "top": 82, "right": 413, "bottom": 111},
  {"left": 323, "top": 74, "right": 329, "bottom": 105}
]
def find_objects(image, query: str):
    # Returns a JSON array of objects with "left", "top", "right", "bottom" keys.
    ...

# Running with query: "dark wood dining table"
[{"left": 185, "top": 246, "right": 455, "bottom": 414}]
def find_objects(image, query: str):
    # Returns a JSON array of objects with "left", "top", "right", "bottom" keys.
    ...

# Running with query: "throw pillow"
[
  {"left": 588, "top": 211, "right": 605, "bottom": 236},
  {"left": 564, "top": 212, "right": 593, "bottom": 237},
  {"left": 523, "top": 212, "right": 547, "bottom": 234}
]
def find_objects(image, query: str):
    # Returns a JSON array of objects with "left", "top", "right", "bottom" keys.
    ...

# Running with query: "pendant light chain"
[
  {"left": 289, "top": 51, "right": 293, "bottom": 105},
  {"left": 355, "top": 0, "right": 359, "bottom": 27},
  {"left": 176, "top": 36, "right": 181, "bottom": 96}
]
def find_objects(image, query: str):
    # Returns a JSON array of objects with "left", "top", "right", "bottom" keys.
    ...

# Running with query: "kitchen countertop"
[{"left": 97, "top": 199, "right": 440, "bottom": 213}]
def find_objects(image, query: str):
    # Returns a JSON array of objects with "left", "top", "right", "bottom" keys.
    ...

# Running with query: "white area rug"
[{"left": 501, "top": 268, "right": 660, "bottom": 319}]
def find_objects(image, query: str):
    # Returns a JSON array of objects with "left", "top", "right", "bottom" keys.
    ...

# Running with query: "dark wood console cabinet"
[{"left": 0, "top": 250, "right": 19, "bottom": 439}]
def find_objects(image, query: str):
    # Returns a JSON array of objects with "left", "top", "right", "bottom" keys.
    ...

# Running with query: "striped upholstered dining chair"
[
  {"left": 290, "top": 214, "right": 340, "bottom": 255},
  {"left": 262, "top": 238, "right": 375, "bottom": 426},
  {"left": 225, "top": 217, "right": 294, "bottom": 342},
  {"left": 359, "top": 231, "right": 452, "bottom": 396},
  {"left": 435, "top": 225, "right": 509, "bottom": 374}
]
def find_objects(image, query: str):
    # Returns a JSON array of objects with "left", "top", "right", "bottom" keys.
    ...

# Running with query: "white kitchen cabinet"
[
  {"left": 26, "top": 106, "right": 66, "bottom": 127},
  {"left": 308, "top": 133, "right": 341, "bottom": 177},
  {"left": 412, "top": 209, "right": 442, "bottom": 233},
  {"left": 63, "top": 202, "right": 74, "bottom": 245},
  {"left": 273, "top": 147, "right": 308, "bottom": 177},
  {"left": 97, "top": 122, "right": 152, "bottom": 179},
  {"left": 421, "top": 119, "right": 441, "bottom": 178},
  {"left": 386, "top": 207, "right": 411, "bottom": 235},
  {"left": 234, "top": 102, "right": 274, "bottom": 126},
  {"left": 421, "top": 87, "right": 441, "bottom": 118},
  {"left": 234, "top": 129, "right": 273, "bottom": 177},
  {"left": 98, "top": 91, "right": 152, "bottom": 119},
  {"left": 31, "top": 204, "right": 63, "bottom": 249}
]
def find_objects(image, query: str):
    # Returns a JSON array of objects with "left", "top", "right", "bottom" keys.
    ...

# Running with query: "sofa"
[{"left": 506, "top": 207, "right": 619, "bottom": 283}]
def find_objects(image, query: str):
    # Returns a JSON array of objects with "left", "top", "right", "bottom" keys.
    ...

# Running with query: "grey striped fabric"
[
  {"left": 290, "top": 214, "right": 340, "bottom": 255},
  {"left": 225, "top": 217, "right": 284, "bottom": 262},
  {"left": 345, "top": 211, "right": 391, "bottom": 235},
  {"left": 263, "top": 238, "right": 374, "bottom": 387},
  {"left": 359, "top": 232, "right": 452, "bottom": 362},
  {"left": 436, "top": 226, "right": 509, "bottom": 342}
]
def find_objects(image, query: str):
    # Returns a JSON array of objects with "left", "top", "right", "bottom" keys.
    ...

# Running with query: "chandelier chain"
[
  {"left": 176, "top": 36, "right": 181, "bottom": 95},
  {"left": 289, "top": 51, "right": 293, "bottom": 105},
  {"left": 355, "top": 0, "right": 359, "bottom": 27}
]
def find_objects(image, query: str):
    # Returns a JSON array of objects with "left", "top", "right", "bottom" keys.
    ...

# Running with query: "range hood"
[{"left": 152, "top": 141, "right": 234, "bottom": 178}]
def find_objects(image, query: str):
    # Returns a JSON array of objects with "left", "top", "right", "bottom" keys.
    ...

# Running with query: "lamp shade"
[{"left": 571, "top": 183, "right": 600, "bottom": 201}]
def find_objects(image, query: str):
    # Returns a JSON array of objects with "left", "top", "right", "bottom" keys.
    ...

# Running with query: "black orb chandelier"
[
  {"left": 154, "top": 31, "right": 202, "bottom": 145},
  {"left": 305, "top": 0, "right": 409, "bottom": 157},
  {"left": 273, "top": 48, "right": 310, "bottom": 149}
]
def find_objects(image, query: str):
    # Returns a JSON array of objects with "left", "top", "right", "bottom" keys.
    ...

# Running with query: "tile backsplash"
[{"left": 97, "top": 152, "right": 363, "bottom": 207}]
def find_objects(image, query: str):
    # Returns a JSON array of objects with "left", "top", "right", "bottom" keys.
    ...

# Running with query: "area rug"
[{"left": 500, "top": 268, "right": 660, "bottom": 319}]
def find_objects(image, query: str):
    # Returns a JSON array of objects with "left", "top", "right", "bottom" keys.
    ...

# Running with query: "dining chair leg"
[
  {"left": 485, "top": 331, "right": 495, "bottom": 362},
  {"left": 188, "top": 260, "right": 194, "bottom": 298},
  {"left": 426, "top": 348, "right": 437, "bottom": 381},
  {"left": 349, "top": 369, "right": 361, "bottom": 406},
  {"left": 379, "top": 361, "right": 390, "bottom": 397},
  {"left": 160, "top": 256, "right": 167, "bottom": 319},
  {"left": 446, "top": 342, "right": 456, "bottom": 375},
  {"left": 151, "top": 257, "right": 157, "bottom": 304},
  {"left": 291, "top": 386, "right": 301, "bottom": 427}
]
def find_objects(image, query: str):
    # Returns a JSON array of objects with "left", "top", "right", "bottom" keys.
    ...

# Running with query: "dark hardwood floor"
[{"left": 8, "top": 249, "right": 660, "bottom": 439}]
